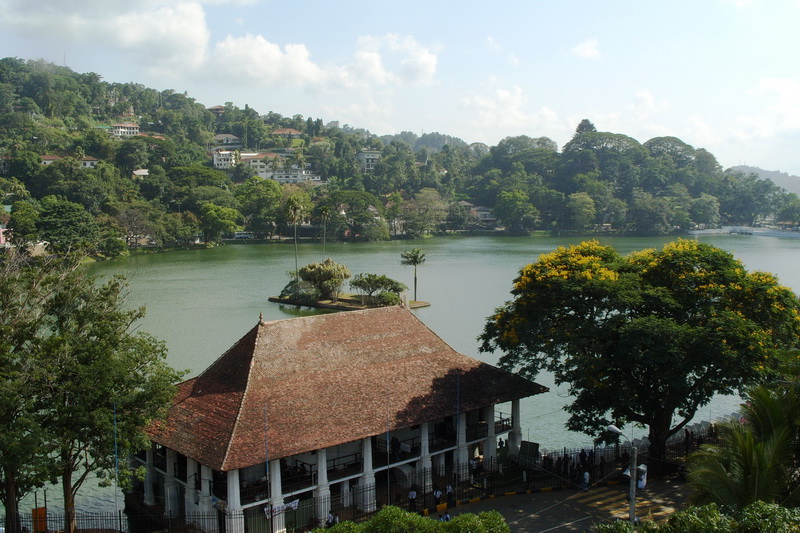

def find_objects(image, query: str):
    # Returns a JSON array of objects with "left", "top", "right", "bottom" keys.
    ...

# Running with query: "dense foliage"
[
  {"left": 479, "top": 240, "right": 800, "bottom": 467},
  {"left": 596, "top": 502, "right": 800, "bottom": 532},
  {"left": 315, "top": 505, "right": 509, "bottom": 532},
  {"left": 687, "top": 384, "right": 800, "bottom": 512},
  {"left": 0, "top": 251, "right": 182, "bottom": 532},
  {"left": 1, "top": 57, "right": 798, "bottom": 256}
]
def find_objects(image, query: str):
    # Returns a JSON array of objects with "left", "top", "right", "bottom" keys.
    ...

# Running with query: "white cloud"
[
  {"left": 685, "top": 116, "right": 724, "bottom": 146},
  {"left": 354, "top": 34, "right": 438, "bottom": 85},
  {"left": 628, "top": 89, "right": 664, "bottom": 119},
  {"left": 570, "top": 39, "right": 600, "bottom": 59},
  {"left": 460, "top": 85, "right": 563, "bottom": 142},
  {"left": 110, "top": 3, "right": 211, "bottom": 76},
  {"left": 212, "top": 35, "right": 324, "bottom": 87},
  {"left": 735, "top": 78, "right": 800, "bottom": 139},
  {"left": 486, "top": 36, "right": 502, "bottom": 53},
  {"left": 322, "top": 96, "right": 396, "bottom": 134},
  {"left": 0, "top": 1, "right": 210, "bottom": 77}
]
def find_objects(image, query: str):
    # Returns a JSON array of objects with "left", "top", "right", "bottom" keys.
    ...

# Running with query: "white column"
[
  {"left": 342, "top": 479, "right": 352, "bottom": 508},
  {"left": 226, "top": 470, "right": 245, "bottom": 533},
  {"left": 358, "top": 437, "right": 376, "bottom": 512},
  {"left": 164, "top": 449, "right": 177, "bottom": 516},
  {"left": 419, "top": 423, "right": 432, "bottom": 491},
  {"left": 456, "top": 413, "right": 469, "bottom": 466},
  {"left": 144, "top": 447, "right": 156, "bottom": 506},
  {"left": 484, "top": 405, "right": 497, "bottom": 468},
  {"left": 269, "top": 459, "right": 285, "bottom": 533},
  {"left": 509, "top": 399, "right": 522, "bottom": 456},
  {"left": 314, "top": 448, "right": 331, "bottom": 529},
  {"left": 200, "top": 465, "right": 214, "bottom": 516},
  {"left": 185, "top": 458, "right": 198, "bottom": 512}
]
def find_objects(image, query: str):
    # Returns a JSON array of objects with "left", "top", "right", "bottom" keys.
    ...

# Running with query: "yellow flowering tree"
[{"left": 480, "top": 239, "right": 800, "bottom": 466}]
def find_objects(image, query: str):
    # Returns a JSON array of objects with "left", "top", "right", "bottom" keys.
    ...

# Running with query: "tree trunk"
[
  {"left": 648, "top": 415, "right": 673, "bottom": 478},
  {"left": 62, "top": 468, "right": 76, "bottom": 533},
  {"left": 3, "top": 466, "right": 20, "bottom": 533}
]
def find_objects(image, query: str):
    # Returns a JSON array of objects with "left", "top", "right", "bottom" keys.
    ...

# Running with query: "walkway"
[{"left": 443, "top": 477, "right": 689, "bottom": 532}]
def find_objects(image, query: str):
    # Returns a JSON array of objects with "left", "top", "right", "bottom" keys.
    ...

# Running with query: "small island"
[
  {"left": 268, "top": 293, "right": 430, "bottom": 311},
  {"left": 270, "top": 255, "right": 430, "bottom": 311}
]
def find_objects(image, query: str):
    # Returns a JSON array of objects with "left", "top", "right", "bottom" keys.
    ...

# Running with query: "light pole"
[{"left": 607, "top": 424, "right": 636, "bottom": 526}]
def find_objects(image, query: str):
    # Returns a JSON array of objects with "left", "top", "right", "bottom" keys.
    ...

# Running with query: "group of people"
[
  {"left": 407, "top": 482, "right": 455, "bottom": 512},
  {"left": 540, "top": 448, "right": 596, "bottom": 488},
  {"left": 325, "top": 511, "right": 339, "bottom": 528}
]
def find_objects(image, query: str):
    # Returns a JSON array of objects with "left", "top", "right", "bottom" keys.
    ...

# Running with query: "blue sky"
[{"left": 2, "top": 0, "right": 799, "bottom": 174}]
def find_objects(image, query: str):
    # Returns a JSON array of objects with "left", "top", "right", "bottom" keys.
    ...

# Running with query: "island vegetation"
[
  {"left": 2, "top": 58, "right": 800, "bottom": 258},
  {"left": 272, "top": 254, "right": 418, "bottom": 310}
]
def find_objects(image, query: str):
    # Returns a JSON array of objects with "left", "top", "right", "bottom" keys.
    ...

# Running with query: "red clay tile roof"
[
  {"left": 148, "top": 306, "right": 546, "bottom": 472},
  {"left": 272, "top": 128, "right": 302, "bottom": 135}
]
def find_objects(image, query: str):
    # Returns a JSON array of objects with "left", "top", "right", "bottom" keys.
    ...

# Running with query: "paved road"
[{"left": 446, "top": 477, "right": 689, "bottom": 532}]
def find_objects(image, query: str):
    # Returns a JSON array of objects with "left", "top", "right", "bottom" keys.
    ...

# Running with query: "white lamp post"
[{"left": 608, "top": 424, "right": 636, "bottom": 526}]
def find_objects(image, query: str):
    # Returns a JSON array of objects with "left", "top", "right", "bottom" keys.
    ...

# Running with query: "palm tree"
[
  {"left": 285, "top": 195, "right": 305, "bottom": 280},
  {"left": 319, "top": 205, "right": 331, "bottom": 259},
  {"left": 687, "top": 385, "right": 800, "bottom": 512},
  {"left": 400, "top": 248, "right": 426, "bottom": 302}
]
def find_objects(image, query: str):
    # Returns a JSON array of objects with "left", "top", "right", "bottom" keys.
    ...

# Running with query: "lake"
[{"left": 20, "top": 233, "right": 800, "bottom": 513}]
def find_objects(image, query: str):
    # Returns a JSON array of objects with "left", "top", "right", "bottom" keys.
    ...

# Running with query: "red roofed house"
[
  {"left": 271, "top": 128, "right": 303, "bottom": 139},
  {"left": 139, "top": 305, "right": 546, "bottom": 532}
]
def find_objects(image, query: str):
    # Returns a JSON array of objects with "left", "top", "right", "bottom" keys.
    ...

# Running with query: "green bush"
[
  {"left": 279, "top": 279, "right": 321, "bottom": 304},
  {"left": 376, "top": 291, "right": 401, "bottom": 306}
]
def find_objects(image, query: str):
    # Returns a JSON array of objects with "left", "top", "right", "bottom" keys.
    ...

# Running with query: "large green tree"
[
  {"left": 480, "top": 240, "right": 800, "bottom": 467},
  {"left": 0, "top": 251, "right": 182, "bottom": 533},
  {"left": 37, "top": 197, "right": 99, "bottom": 252}
]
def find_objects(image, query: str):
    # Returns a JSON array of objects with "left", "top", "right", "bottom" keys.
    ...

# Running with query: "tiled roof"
[{"left": 148, "top": 306, "right": 547, "bottom": 472}]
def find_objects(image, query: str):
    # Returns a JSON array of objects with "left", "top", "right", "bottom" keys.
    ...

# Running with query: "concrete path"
[{"left": 442, "top": 477, "right": 689, "bottom": 532}]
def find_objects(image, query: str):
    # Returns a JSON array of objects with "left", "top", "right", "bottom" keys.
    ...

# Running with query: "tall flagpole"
[
  {"left": 386, "top": 385, "right": 391, "bottom": 505},
  {"left": 113, "top": 403, "right": 119, "bottom": 513},
  {"left": 265, "top": 406, "right": 273, "bottom": 533}
]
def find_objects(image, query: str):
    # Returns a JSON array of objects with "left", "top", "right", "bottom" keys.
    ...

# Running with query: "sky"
[{"left": 1, "top": 0, "right": 799, "bottom": 175}]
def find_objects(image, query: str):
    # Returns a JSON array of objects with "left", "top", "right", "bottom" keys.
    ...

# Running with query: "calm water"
[{"left": 19, "top": 234, "right": 800, "bottom": 513}]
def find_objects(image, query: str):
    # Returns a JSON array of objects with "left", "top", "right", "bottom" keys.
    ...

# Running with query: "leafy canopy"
[{"left": 480, "top": 240, "right": 800, "bottom": 458}]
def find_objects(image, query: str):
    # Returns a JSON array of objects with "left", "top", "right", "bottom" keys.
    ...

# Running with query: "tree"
[
  {"left": 0, "top": 251, "right": 182, "bottom": 533},
  {"left": 566, "top": 192, "right": 596, "bottom": 230},
  {"left": 37, "top": 197, "right": 99, "bottom": 252},
  {"left": 690, "top": 193, "right": 721, "bottom": 227},
  {"left": 285, "top": 194, "right": 307, "bottom": 279},
  {"left": 350, "top": 273, "right": 407, "bottom": 305},
  {"left": 298, "top": 258, "right": 351, "bottom": 301},
  {"left": 480, "top": 240, "right": 800, "bottom": 469},
  {"left": 687, "top": 385, "right": 800, "bottom": 512},
  {"left": 574, "top": 119, "right": 597, "bottom": 137},
  {"left": 401, "top": 248, "right": 426, "bottom": 302},
  {"left": 234, "top": 177, "right": 283, "bottom": 236},
  {"left": 7, "top": 200, "right": 40, "bottom": 245},
  {"left": 493, "top": 189, "right": 538, "bottom": 231},
  {"left": 403, "top": 188, "right": 447, "bottom": 236},
  {"left": 198, "top": 203, "right": 242, "bottom": 243}
]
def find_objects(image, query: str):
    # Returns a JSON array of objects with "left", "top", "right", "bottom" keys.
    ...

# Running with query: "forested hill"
[
  {"left": 731, "top": 166, "right": 800, "bottom": 196},
  {"left": 2, "top": 57, "right": 799, "bottom": 256}
]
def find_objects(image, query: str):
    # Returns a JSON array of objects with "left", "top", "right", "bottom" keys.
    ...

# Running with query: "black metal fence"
[{"left": 2, "top": 423, "right": 719, "bottom": 533}]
